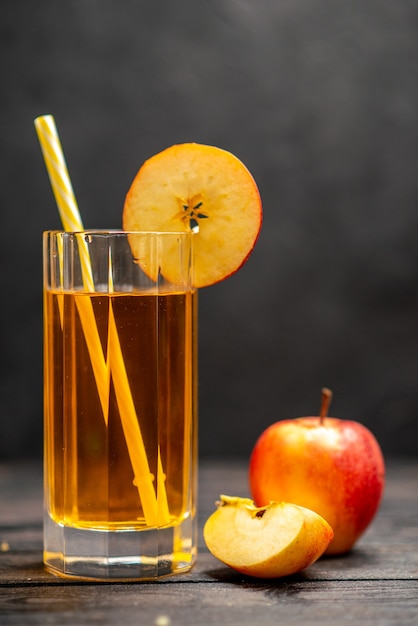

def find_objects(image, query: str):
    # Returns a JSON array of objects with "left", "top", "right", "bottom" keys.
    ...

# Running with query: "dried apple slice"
[
  {"left": 122, "top": 143, "right": 262, "bottom": 287},
  {"left": 203, "top": 495, "right": 334, "bottom": 579}
]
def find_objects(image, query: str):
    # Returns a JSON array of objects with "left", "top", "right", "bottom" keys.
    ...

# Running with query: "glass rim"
[{"left": 43, "top": 229, "right": 195, "bottom": 237}]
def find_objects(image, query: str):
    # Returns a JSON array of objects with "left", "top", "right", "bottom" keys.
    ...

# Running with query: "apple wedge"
[
  {"left": 203, "top": 495, "right": 334, "bottom": 579},
  {"left": 123, "top": 143, "right": 262, "bottom": 288}
]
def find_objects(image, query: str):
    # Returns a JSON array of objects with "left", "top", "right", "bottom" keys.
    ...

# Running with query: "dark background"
[{"left": 1, "top": 0, "right": 417, "bottom": 461}]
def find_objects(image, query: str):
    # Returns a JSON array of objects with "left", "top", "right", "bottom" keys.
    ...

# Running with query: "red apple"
[{"left": 249, "top": 388, "right": 385, "bottom": 555}]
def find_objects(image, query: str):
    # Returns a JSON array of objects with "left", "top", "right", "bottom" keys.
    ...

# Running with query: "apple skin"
[
  {"left": 249, "top": 415, "right": 385, "bottom": 555},
  {"left": 203, "top": 495, "right": 334, "bottom": 578}
]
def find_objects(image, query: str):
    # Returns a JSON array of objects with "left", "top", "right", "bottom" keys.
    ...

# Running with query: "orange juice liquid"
[{"left": 44, "top": 289, "right": 197, "bottom": 531}]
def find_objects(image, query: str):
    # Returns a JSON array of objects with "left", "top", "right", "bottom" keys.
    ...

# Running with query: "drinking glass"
[{"left": 43, "top": 230, "right": 197, "bottom": 580}]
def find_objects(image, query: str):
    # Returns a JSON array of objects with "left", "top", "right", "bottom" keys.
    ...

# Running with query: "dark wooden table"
[{"left": 0, "top": 458, "right": 417, "bottom": 625}]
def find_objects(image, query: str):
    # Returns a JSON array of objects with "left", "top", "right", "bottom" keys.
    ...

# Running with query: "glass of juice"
[{"left": 43, "top": 230, "right": 197, "bottom": 580}]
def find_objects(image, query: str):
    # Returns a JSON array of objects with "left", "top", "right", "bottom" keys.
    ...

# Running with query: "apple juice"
[{"left": 44, "top": 288, "right": 197, "bottom": 531}]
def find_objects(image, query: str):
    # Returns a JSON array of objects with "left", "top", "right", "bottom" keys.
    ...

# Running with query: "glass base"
[{"left": 44, "top": 512, "right": 197, "bottom": 581}]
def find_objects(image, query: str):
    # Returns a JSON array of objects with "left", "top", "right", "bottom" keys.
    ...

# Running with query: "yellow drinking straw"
[{"left": 35, "top": 114, "right": 170, "bottom": 527}]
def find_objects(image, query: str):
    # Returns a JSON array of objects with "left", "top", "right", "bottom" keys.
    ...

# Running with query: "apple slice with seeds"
[
  {"left": 203, "top": 495, "right": 334, "bottom": 579},
  {"left": 123, "top": 143, "right": 262, "bottom": 287}
]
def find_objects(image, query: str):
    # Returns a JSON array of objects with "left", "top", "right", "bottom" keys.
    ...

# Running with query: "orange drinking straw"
[{"left": 35, "top": 114, "right": 170, "bottom": 527}]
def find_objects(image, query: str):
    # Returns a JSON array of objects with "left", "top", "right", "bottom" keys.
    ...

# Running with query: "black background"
[{"left": 1, "top": 0, "right": 417, "bottom": 461}]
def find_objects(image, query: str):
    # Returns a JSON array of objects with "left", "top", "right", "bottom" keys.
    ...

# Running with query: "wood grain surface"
[{"left": 0, "top": 459, "right": 417, "bottom": 625}]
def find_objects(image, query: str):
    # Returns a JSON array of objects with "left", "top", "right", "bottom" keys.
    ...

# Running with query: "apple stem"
[{"left": 319, "top": 388, "right": 332, "bottom": 425}]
